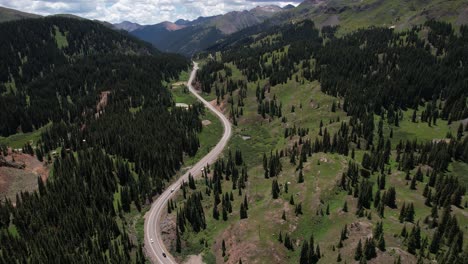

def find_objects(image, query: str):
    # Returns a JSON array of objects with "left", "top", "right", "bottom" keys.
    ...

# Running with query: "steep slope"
[
  {"left": 132, "top": 21, "right": 224, "bottom": 56},
  {"left": 0, "top": 6, "right": 41, "bottom": 23},
  {"left": 0, "top": 16, "right": 160, "bottom": 136},
  {"left": 129, "top": 0, "right": 468, "bottom": 56},
  {"left": 0, "top": 13, "right": 206, "bottom": 264},
  {"left": 279, "top": 0, "right": 468, "bottom": 31},
  {"left": 130, "top": 5, "right": 286, "bottom": 55}
]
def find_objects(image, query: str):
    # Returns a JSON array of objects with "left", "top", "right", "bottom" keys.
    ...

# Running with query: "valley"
[{"left": 0, "top": 1, "right": 467, "bottom": 264}]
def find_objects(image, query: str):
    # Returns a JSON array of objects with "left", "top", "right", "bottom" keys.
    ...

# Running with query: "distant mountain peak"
[
  {"left": 113, "top": 21, "right": 142, "bottom": 32},
  {"left": 300, "top": 0, "right": 328, "bottom": 6},
  {"left": 283, "top": 4, "right": 296, "bottom": 10},
  {"left": 251, "top": 5, "right": 283, "bottom": 13},
  {"left": 174, "top": 19, "right": 190, "bottom": 25}
]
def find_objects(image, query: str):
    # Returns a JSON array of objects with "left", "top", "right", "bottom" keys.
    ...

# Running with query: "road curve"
[{"left": 144, "top": 62, "right": 232, "bottom": 263}]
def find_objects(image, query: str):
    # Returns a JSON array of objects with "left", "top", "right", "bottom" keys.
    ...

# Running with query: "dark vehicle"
[{"left": 162, "top": 253, "right": 167, "bottom": 258}]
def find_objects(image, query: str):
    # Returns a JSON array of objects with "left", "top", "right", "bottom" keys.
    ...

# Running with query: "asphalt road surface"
[{"left": 144, "top": 62, "right": 232, "bottom": 263}]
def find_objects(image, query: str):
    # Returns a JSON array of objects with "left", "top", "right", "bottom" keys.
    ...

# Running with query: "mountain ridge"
[{"left": 0, "top": 6, "right": 41, "bottom": 22}]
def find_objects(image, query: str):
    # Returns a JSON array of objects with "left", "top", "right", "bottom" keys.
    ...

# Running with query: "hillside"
[
  {"left": 0, "top": 14, "right": 215, "bottom": 264},
  {"left": 279, "top": 0, "right": 468, "bottom": 32},
  {"left": 128, "top": 0, "right": 468, "bottom": 55},
  {"left": 0, "top": 6, "right": 41, "bottom": 23},
  {"left": 166, "top": 18, "right": 468, "bottom": 264},
  {"left": 132, "top": 23, "right": 224, "bottom": 56},
  {"left": 129, "top": 5, "right": 287, "bottom": 56},
  {"left": 0, "top": 16, "right": 159, "bottom": 137}
]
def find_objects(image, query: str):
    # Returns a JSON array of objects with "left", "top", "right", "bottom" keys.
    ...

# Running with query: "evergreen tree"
[
  {"left": 272, "top": 180, "right": 280, "bottom": 199},
  {"left": 355, "top": 239, "right": 363, "bottom": 260},
  {"left": 343, "top": 201, "right": 348, "bottom": 212},
  {"left": 176, "top": 227, "right": 182, "bottom": 253},
  {"left": 222, "top": 239, "right": 226, "bottom": 257},
  {"left": 298, "top": 169, "right": 304, "bottom": 183}
]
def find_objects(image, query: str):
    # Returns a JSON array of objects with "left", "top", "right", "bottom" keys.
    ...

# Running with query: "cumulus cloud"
[{"left": 0, "top": 0, "right": 299, "bottom": 24}]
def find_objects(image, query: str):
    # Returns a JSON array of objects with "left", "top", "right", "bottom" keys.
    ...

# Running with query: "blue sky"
[{"left": 0, "top": 0, "right": 302, "bottom": 24}]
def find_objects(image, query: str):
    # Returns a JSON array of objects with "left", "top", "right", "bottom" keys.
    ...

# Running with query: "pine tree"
[
  {"left": 243, "top": 195, "right": 248, "bottom": 210},
  {"left": 410, "top": 176, "right": 417, "bottom": 190},
  {"left": 406, "top": 203, "right": 415, "bottom": 222},
  {"left": 240, "top": 203, "right": 248, "bottom": 219},
  {"left": 429, "top": 230, "right": 441, "bottom": 253},
  {"left": 213, "top": 204, "right": 219, "bottom": 220},
  {"left": 377, "top": 235, "right": 386, "bottom": 251},
  {"left": 415, "top": 167, "right": 423, "bottom": 182},
  {"left": 272, "top": 180, "right": 280, "bottom": 199},
  {"left": 176, "top": 227, "right": 182, "bottom": 253},
  {"left": 401, "top": 224, "right": 408, "bottom": 238},
  {"left": 337, "top": 252, "right": 342, "bottom": 262},
  {"left": 222, "top": 206, "right": 228, "bottom": 221},
  {"left": 399, "top": 203, "right": 406, "bottom": 223},
  {"left": 188, "top": 173, "right": 196, "bottom": 189},
  {"left": 407, "top": 225, "right": 421, "bottom": 255},
  {"left": 222, "top": 239, "right": 226, "bottom": 257},
  {"left": 300, "top": 241, "right": 309, "bottom": 264},
  {"left": 343, "top": 201, "right": 348, "bottom": 212},
  {"left": 363, "top": 238, "right": 377, "bottom": 260},
  {"left": 298, "top": 169, "right": 304, "bottom": 183},
  {"left": 355, "top": 239, "right": 363, "bottom": 260},
  {"left": 167, "top": 201, "right": 172, "bottom": 214}
]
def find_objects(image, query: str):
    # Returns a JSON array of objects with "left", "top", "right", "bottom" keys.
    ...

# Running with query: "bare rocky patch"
[
  {"left": 160, "top": 210, "right": 177, "bottom": 254},
  {"left": 0, "top": 149, "right": 49, "bottom": 202}
]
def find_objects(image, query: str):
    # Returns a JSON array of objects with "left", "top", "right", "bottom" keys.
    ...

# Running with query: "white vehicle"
[
  {"left": 170, "top": 188, "right": 175, "bottom": 193},
  {"left": 150, "top": 238, "right": 154, "bottom": 243}
]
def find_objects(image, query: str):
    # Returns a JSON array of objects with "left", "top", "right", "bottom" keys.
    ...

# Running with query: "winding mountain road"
[{"left": 144, "top": 62, "right": 232, "bottom": 263}]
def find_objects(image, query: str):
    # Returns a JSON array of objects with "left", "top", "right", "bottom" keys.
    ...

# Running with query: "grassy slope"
[
  {"left": 292, "top": 0, "right": 468, "bottom": 34},
  {"left": 0, "top": 123, "right": 51, "bottom": 149},
  {"left": 170, "top": 51, "right": 467, "bottom": 263}
]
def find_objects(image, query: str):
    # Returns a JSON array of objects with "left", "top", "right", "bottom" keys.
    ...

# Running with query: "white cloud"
[{"left": 0, "top": 0, "right": 299, "bottom": 24}]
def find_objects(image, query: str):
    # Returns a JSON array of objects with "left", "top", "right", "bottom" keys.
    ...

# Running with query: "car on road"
[
  {"left": 150, "top": 238, "right": 153, "bottom": 243},
  {"left": 170, "top": 188, "right": 174, "bottom": 193},
  {"left": 162, "top": 252, "right": 167, "bottom": 258}
]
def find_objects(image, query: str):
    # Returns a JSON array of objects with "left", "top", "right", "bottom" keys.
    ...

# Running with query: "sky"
[{"left": 0, "top": 0, "right": 303, "bottom": 25}]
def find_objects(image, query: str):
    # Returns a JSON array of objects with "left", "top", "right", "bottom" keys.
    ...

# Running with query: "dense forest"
[
  {"left": 0, "top": 17, "right": 206, "bottom": 262},
  {"left": 0, "top": 17, "right": 160, "bottom": 136}
]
